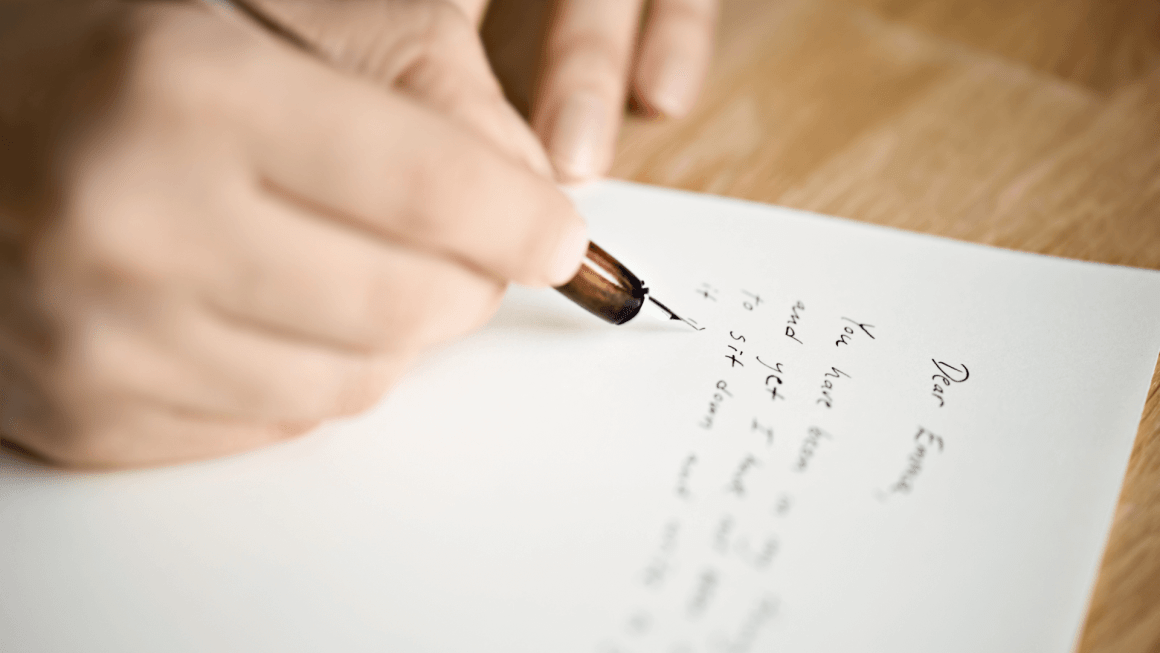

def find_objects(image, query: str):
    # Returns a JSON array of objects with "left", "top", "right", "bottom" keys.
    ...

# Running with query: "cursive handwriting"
[{"left": 930, "top": 359, "right": 970, "bottom": 408}]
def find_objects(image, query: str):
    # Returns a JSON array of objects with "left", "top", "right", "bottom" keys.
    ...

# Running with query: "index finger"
[
  {"left": 531, "top": 0, "right": 646, "bottom": 181},
  {"left": 232, "top": 28, "right": 589, "bottom": 288}
]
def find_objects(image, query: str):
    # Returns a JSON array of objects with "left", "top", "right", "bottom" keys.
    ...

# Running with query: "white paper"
[{"left": 3, "top": 181, "right": 1159, "bottom": 653}]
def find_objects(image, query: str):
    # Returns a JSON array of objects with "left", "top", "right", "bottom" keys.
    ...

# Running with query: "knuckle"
[
  {"left": 414, "top": 1, "right": 475, "bottom": 48},
  {"left": 548, "top": 29, "right": 630, "bottom": 77},
  {"left": 122, "top": 17, "right": 220, "bottom": 118},
  {"left": 662, "top": 0, "right": 717, "bottom": 31},
  {"left": 392, "top": 3, "right": 492, "bottom": 99},
  {"left": 119, "top": 7, "right": 263, "bottom": 135},
  {"left": 388, "top": 1, "right": 476, "bottom": 73},
  {"left": 63, "top": 204, "right": 168, "bottom": 284}
]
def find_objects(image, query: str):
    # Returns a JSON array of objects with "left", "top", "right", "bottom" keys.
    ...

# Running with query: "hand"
[
  {"left": 454, "top": 0, "right": 720, "bottom": 182},
  {"left": 0, "top": 2, "right": 587, "bottom": 468}
]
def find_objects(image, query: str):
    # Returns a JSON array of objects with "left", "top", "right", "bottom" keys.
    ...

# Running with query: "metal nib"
[{"left": 641, "top": 295, "right": 705, "bottom": 331}]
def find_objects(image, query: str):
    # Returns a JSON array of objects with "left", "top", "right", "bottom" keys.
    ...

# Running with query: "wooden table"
[{"left": 484, "top": 1, "right": 1160, "bottom": 650}]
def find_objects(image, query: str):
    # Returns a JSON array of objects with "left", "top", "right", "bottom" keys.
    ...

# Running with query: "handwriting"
[
  {"left": 930, "top": 359, "right": 970, "bottom": 407},
  {"left": 795, "top": 426, "right": 831, "bottom": 472},
  {"left": 784, "top": 301, "right": 806, "bottom": 344},
  {"left": 713, "top": 515, "right": 735, "bottom": 554},
  {"left": 734, "top": 536, "right": 779, "bottom": 570},
  {"left": 755, "top": 357, "right": 787, "bottom": 402},
  {"left": 642, "top": 520, "right": 682, "bottom": 588},
  {"left": 725, "top": 331, "right": 746, "bottom": 368},
  {"left": 676, "top": 454, "right": 698, "bottom": 499},
  {"left": 717, "top": 597, "right": 778, "bottom": 653},
  {"left": 774, "top": 494, "right": 793, "bottom": 517},
  {"left": 699, "top": 380, "right": 733, "bottom": 430},
  {"left": 881, "top": 427, "right": 945, "bottom": 498},
  {"left": 835, "top": 317, "right": 876, "bottom": 347},
  {"left": 816, "top": 366, "right": 850, "bottom": 408},
  {"left": 727, "top": 455, "right": 760, "bottom": 497},
  {"left": 687, "top": 568, "right": 720, "bottom": 618},
  {"left": 696, "top": 283, "right": 719, "bottom": 302},
  {"left": 751, "top": 419, "right": 774, "bottom": 446}
]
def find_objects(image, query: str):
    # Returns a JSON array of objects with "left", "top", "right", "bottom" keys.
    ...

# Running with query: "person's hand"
[
  {"left": 453, "top": 0, "right": 720, "bottom": 182},
  {"left": 0, "top": 2, "right": 587, "bottom": 468}
]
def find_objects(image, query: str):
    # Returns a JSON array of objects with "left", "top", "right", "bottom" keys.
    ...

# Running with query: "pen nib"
[{"left": 645, "top": 295, "right": 704, "bottom": 331}]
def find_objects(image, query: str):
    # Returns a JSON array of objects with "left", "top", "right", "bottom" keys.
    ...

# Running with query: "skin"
[
  {"left": 0, "top": 0, "right": 717, "bottom": 468},
  {"left": 0, "top": 1, "right": 588, "bottom": 468},
  {"left": 451, "top": 0, "right": 722, "bottom": 181},
  {"left": 260, "top": 0, "right": 722, "bottom": 181}
]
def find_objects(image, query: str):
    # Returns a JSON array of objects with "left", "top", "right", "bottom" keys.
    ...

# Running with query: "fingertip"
[
  {"left": 547, "top": 217, "right": 590, "bottom": 287},
  {"left": 545, "top": 92, "right": 609, "bottom": 182},
  {"left": 641, "top": 53, "right": 697, "bottom": 118}
]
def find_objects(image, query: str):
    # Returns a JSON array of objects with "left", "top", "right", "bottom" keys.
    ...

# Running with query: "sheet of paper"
[{"left": 3, "top": 181, "right": 1159, "bottom": 653}]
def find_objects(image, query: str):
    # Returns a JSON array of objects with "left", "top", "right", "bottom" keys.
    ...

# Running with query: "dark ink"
[
  {"left": 835, "top": 317, "right": 876, "bottom": 347},
  {"left": 751, "top": 419, "right": 774, "bottom": 446},
  {"left": 714, "top": 515, "right": 735, "bottom": 554},
  {"left": 727, "top": 455, "right": 760, "bottom": 497},
  {"left": 795, "top": 426, "right": 831, "bottom": 472},
  {"left": 699, "top": 380, "right": 733, "bottom": 430},
  {"left": 880, "top": 427, "right": 945, "bottom": 498},
  {"left": 774, "top": 494, "right": 793, "bottom": 517},
  {"left": 785, "top": 301, "right": 806, "bottom": 344},
  {"left": 756, "top": 357, "right": 787, "bottom": 402},
  {"left": 734, "top": 536, "right": 780, "bottom": 569},
  {"left": 720, "top": 597, "right": 778, "bottom": 653},
  {"left": 676, "top": 454, "right": 698, "bottom": 499},
  {"left": 816, "top": 367, "right": 850, "bottom": 408},
  {"left": 930, "top": 359, "right": 970, "bottom": 408},
  {"left": 686, "top": 568, "right": 720, "bottom": 618},
  {"left": 647, "top": 296, "right": 705, "bottom": 331}
]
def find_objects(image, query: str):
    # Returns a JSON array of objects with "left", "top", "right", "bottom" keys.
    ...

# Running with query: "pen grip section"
[{"left": 555, "top": 242, "right": 646, "bottom": 325}]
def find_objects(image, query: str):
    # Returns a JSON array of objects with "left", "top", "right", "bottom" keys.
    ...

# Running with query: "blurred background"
[{"left": 480, "top": 1, "right": 1160, "bottom": 652}]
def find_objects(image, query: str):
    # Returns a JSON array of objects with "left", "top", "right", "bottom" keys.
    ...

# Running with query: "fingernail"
[
  {"left": 548, "top": 93, "right": 605, "bottom": 181},
  {"left": 548, "top": 219, "right": 590, "bottom": 287},
  {"left": 650, "top": 55, "right": 695, "bottom": 117}
]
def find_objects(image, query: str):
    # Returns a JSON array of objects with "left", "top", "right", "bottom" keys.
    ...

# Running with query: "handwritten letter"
[{"left": 2, "top": 181, "right": 1158, "bottom": 653}]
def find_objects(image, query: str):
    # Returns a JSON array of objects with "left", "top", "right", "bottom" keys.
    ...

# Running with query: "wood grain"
[{"left": 482, "top": 1, "right": 1160, "bottom": 650}]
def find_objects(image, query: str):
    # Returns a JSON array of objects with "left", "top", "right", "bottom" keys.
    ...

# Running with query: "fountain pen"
[
  {"left": 556, "top": 242, "right": 690, "bottom": 326},
  {"left": 223, "top": 0, "right": 689, "bottom": 327}
]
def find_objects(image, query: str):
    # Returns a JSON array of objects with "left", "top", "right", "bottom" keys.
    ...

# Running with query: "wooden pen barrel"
[{"left": 554, "top": 242, "right": 646, "bottom": 325}]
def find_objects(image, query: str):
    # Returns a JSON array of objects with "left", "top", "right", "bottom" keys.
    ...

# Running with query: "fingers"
[
  {"left": 202, "top": 191, "right": 506, "bottom": 353},
  {"left": 66, "top": 295, "right": 413, "bottom": 421},
  {"left": 250, "top": 0, "right": 552, "bottom": 177},
  {"left": 19, "top": 396, "right": 321, "bottom": 469},
  {"left": 441, "top": 0, "right": 492, "bottom": 25},
  {"left": 0, "top": 3, "right": 597, "bottom": 468},
  {"left": 632, "top": 0, "right": 719, "bottom": 118},
  {"left": 237, "top": 43, "right": 587, "bottom": 288},
  {"left": 532, "top": 0, "right": 645, "bottom": 181}
]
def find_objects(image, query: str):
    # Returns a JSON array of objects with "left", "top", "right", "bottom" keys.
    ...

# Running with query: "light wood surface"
[{"left": 483, "top": 1, "right": 1160, "bottom": 651}]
